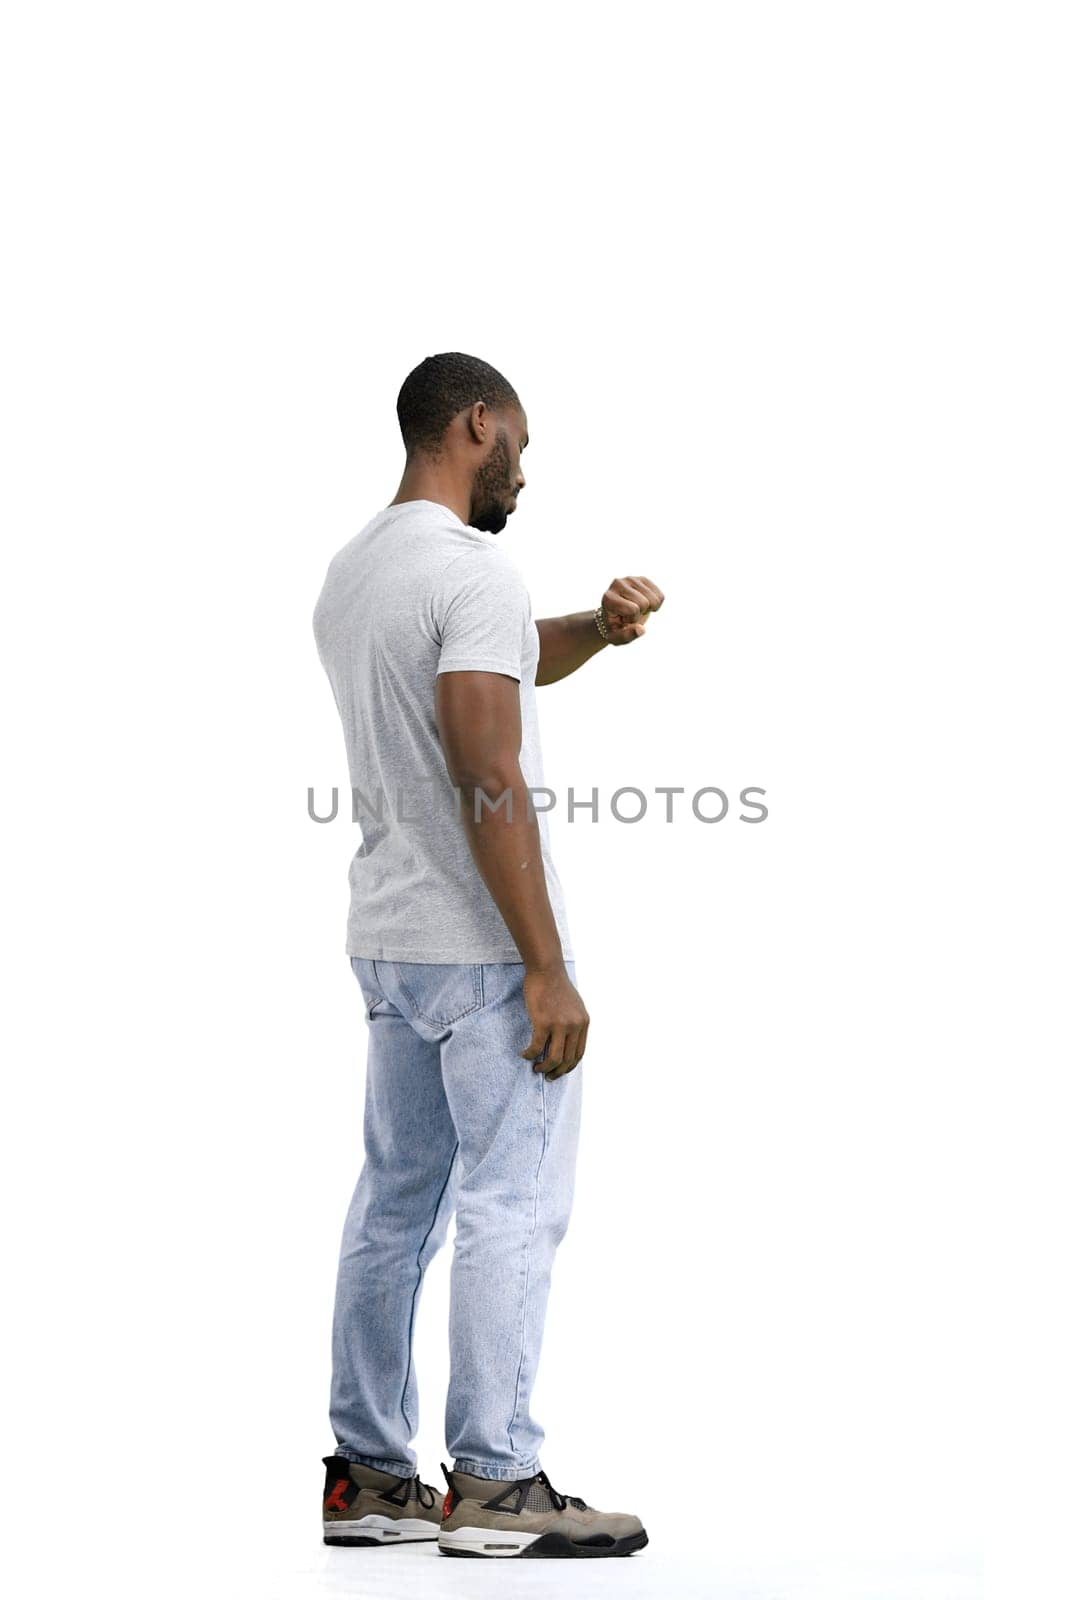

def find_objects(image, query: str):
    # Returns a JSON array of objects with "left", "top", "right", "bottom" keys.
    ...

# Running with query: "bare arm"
[
  {"left": 535, "top": 576, "right": 665, "bottom": 685},
  {"left": 534, "top": 612, "right": 607, "bottom": 686},
  {"left": 434, "top": 669, "right": 589, "bottom": 1076},
  {"left": 436, "top": 669, "right": 563, "bottom": 971}
]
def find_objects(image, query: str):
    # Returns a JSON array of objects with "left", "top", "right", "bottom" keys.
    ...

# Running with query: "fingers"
[
  {"left": 603, "top": 583, "right": 643, "bottom": 622},
  {"left": 522, "top": 966, "right": 590, "bottom": 1077},
  {"left": 546, "top": 1018, "right": 589, "bottom": 1080},
  {"left": 521, "top": 1024, "right": 549, "bottom": 1063},
  {"left": 543, "top": 1032, "right": 576, "bottom": 1079},
  {"left": 603, "top": 577, "right": 665, "bottom": 636},
  {"left": 533, "top": 1025, "right": 568, "bottom": 1075},
  {"left": 620, "top": 577, "right": 657, "bottom": 614},
  {"left": 533, "top": 1024, "right": 588, "bottom": 1078},
  {"left": 607, "top": 576, "right": 663, "bottom": 612}
]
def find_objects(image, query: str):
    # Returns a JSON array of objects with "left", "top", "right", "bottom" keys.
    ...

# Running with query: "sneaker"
[
  {"left": 321, "top": 1455, "right": 443, "bottom": 1547},
  {"left": 437, "top": 1465, "right": 648, "bottom": 1558}
]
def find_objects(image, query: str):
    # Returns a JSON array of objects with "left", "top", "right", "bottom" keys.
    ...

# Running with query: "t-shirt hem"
[
  {"left": 436, "top": 656, "right": 521, "bottom": 679},
  {"left": 346, "top": 940, "right": 576, "bottom": 964}
]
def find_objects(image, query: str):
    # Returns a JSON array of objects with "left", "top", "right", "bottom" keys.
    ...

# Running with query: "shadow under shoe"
[
  {"left": 437, "top": 1464, "right": 648, "bottom": 1559},
  {"left": 321, "top": 1455, "right": 443, "bottom": 1547}
]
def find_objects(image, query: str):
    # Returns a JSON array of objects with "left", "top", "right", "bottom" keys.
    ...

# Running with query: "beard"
[{"left": 469, "top": 433, "right": 513, "bottom": 534}]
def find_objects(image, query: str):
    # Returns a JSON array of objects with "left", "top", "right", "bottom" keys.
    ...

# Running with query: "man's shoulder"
[
  {"left": 364, "top": 502, "right": 500, "bottom": 567},
  {"left": 317, "top": 504, "right": 524, "bottom": 613},
  {"left": 436, "top": 539, "right": 528, "bottom": 604}
]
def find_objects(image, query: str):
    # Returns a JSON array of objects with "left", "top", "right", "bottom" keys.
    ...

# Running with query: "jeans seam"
[
  {"left": 400, "top": 1141, "right": 459, "bottom": 1435},
  {"left": 336, "top": 1448, "right": 415, "bottom": 1479},
  {"left": 396, "top": 966, "right": 485, "bottom": 1028},
  {"left": 507, "top": 1074, "right": 548, "bottom": 1456},
  {"left": 452, "top": 1456, "right": 542, "bottom": 1481}
]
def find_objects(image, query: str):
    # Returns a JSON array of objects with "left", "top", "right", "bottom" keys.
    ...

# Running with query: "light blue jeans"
[{"left": 330, "top": 957, "right": 583, "bottom": 1481}]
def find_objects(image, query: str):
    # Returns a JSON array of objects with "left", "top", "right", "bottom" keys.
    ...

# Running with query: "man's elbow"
[{"left": 445, "top": 760, "right": 524, "bottom": 803}]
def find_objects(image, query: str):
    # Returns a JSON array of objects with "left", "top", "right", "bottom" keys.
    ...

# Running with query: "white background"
[{"left": 3, "top": 4, "right": 1063, "bottom": 1598}]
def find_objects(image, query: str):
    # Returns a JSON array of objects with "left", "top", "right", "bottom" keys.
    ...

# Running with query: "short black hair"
[{"left": 396, "top": 352, "right": 520, "bottom": 455}]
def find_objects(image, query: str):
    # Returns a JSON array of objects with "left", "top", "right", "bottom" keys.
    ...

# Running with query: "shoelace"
[
  {"left": 535, "top": 1469, "right": 588, "bottom": 1513},
  {"left": 411, "top": 1474, "right": 436, "bottom": 1511}
]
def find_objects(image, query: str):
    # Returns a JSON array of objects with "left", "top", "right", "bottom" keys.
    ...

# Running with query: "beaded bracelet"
[{"left": 594, "top": 603, "right": 612, "bottom": 641}]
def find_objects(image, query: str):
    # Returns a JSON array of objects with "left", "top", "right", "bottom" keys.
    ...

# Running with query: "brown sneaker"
[
  {"left": 321, "top": 1455, "right": 443, "bottom": 1547},
  {"left": 437, "top": 1465, "right": 648, "bottom": 1558}
]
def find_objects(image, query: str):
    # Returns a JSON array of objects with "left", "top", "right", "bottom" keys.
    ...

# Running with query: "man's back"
[
  {"left": 318, "top": 354, "right": 655, "bottom": 1554},
  {"left": 313, "top": 497, "right": 572, "bottom": 962}
]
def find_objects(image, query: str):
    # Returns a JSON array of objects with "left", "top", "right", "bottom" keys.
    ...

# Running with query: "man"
[{"left": 312, "top": 352, "right": 663, "bottom": 1559}]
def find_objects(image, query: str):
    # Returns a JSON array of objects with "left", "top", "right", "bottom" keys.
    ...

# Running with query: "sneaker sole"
[
  {"left": 323, "top": 1515, "right": 439, "bottom": 1547},
  {"left": 438, "top": 1526, "right": 649, "bottom": 1559}
]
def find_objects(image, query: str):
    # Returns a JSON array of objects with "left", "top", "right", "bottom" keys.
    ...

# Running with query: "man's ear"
[{"left": 466, "top": 400, "right": 490, "bottom": 445}]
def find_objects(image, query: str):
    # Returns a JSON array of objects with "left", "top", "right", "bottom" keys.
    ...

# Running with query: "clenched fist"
[{"left": 599, "top": 576, "right": 665, "bottom": 644}]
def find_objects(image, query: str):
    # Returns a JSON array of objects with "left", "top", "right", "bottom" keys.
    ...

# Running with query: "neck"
[{"left": 391, "top": 456, "right": 472, "bottom": 525}]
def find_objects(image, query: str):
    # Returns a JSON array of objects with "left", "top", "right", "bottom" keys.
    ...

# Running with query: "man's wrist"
[{"left": 523, "top": 951, "right": 567, "bottom": 976}]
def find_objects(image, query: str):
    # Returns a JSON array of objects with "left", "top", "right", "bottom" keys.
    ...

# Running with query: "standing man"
[{"left": 313, "top": 353, "right": 663, "bottom": 1559}]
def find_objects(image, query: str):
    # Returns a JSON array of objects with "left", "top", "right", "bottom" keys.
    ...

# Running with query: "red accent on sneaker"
[
  {"left": 324, "top": 1479, "right": 350, "bottom": 1512},
  {"left": 441, "top": 1489, "right": 455, "bottom": 1520}
]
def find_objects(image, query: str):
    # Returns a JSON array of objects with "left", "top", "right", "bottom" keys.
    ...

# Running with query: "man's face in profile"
[{"left": 469, "top": 405, "right": 528, "bottom": 534}]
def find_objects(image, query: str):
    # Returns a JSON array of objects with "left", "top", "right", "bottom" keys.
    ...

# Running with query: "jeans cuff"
[
  {"left": 337, "top": 1447, "right": 415, "bottom": 1479},
  {"left": 451, "top": 1456, "right": 542, "bottom": 1482}
]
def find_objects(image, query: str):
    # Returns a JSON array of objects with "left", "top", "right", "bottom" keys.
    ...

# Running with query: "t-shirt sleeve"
[{"left": 432, "top": 551, "right": 530, "bottom": 680}]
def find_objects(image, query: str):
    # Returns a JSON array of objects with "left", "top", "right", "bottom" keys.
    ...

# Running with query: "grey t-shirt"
[{"left": 313, "top": 499, "right": 573, "bottom": 963}]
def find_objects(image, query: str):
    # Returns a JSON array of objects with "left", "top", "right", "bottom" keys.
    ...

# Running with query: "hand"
[
  {"left": 521, "top": 965, "right": 590, "bottom": 1080},
  {"left": 599, "top": 576, "right": 665, "bottom": 644}
]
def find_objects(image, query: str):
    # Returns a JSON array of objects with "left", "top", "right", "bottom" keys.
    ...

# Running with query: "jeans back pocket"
[{"left": 396, "top": 963, "right": 484, "bottom": 1026}]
